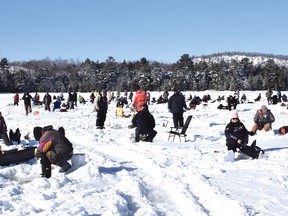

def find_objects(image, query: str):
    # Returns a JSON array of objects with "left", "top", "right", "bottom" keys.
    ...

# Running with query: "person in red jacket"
[
  {"left": 13, "top": 93, "right": 19, "bottom": 106},
  {"left": 132, "top": 87, "right": 147, "bottom": 112}
]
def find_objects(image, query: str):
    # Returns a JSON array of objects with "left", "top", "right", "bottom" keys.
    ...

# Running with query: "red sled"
[{"left": 0, "top": 146, "right": 36, "bottom": 166}]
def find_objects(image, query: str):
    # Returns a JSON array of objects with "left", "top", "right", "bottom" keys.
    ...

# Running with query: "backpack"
[{"left": 9, "top": 128, "right": 21, "bottom": 143}]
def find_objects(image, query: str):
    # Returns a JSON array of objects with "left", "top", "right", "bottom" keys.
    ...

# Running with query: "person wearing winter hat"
[
  {"left": 225, "top": 111, "right": 263, "bottom": 159},
  {"left": 230, "top": 111, "right": 239, "bottom": 119},
  {"left": 33, "top": 125, "right": 73, "bottom": 178},
  {"left": 128, "top": 103, "right": 157, "bottom": 142},
  {"left": 225, "top": 111, "right": 249, "bottom": 152},
  {"left": 250, "top": 105, "right": 275, "bottom": 134}
]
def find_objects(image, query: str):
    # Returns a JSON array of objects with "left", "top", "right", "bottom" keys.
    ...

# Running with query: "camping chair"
[{"left": 168, "top": 115, "right": 192, "bottom": 142}]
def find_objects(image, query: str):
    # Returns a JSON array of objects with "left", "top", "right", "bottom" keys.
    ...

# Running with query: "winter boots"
[
  {"left": 139, "top": 134, "right": 147, "bottom": 141},
  {"left": 41, "top": 155, "right": 52, "bottom": 178},
  {"left": 240, "top": 140, "right": 263, "bottom": 159},
  {"left": 59, "top": 161, "right": 72, "bottom": 173}
]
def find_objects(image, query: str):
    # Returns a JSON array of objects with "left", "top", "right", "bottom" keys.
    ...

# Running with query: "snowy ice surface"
[{"left": 1, "top": 90, "right": 288, "bottom": 216}]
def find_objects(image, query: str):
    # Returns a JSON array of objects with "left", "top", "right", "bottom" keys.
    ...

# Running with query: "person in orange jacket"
[{"left": 132, "top": 86, "right": 147, "bottom": 112}]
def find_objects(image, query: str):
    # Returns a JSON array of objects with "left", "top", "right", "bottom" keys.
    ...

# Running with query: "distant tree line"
[{"left": 1, "top": 52, "right": 288, "bottom": 93}]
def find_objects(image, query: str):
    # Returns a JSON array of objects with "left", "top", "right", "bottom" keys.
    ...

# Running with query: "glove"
[
  {"left": 237, "top": 139, "right": 247, "bottom": 148},
  {"left": 128, "top": 124, "right": 136, "bottom": 129},
  {"left": 248, "top": 131, "right": 255, "bottom": 136}
]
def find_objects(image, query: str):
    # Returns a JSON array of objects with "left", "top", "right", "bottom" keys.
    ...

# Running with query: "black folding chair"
[{"left": 168, "top": 115, "right": 192, "bottom": 142}]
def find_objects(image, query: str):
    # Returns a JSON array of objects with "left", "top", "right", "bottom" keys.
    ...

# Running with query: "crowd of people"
[{"left": 1, "top": 88, "right": 283, "bottom": 178}]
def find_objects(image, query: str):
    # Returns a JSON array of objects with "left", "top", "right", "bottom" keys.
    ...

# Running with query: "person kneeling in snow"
[
  {"left": 250, "top": 105, "right": 275, "bottom": 135},
  {"left": 128, "top": 104, "right": 157, "bottom": 142},
  {"left": 34, "top": 125, "right": 73, "bottom": 178},
  {"left": 225, "top": 111, "right": 263, "bottom": 159}
]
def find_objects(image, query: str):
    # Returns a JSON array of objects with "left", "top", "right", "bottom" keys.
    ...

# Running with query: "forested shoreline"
[{"left": 1, "top": 52, "right": 288, "bottom": 93}]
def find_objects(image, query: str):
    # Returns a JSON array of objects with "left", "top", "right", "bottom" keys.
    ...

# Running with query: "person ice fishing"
[
  {"left": 0, "top": 112, "right": 13, "bottom": 146},
  {"left": 13, "top": 93, "right": 19, "bottom": 106},
  {"left": 43, "top": 92, "right": 52, "bottom": 111},
  {"left": 225, "top": 111, "right": 263, "bottom": 159},
  {"left": 128, "top": 104, "right": 157, "bottom": 142},
  {"left": 168, "top": 88, "right": 187, "bottom": 128},
  {"left": 33, "top": 125, "right": 73, "bottom": 178},
  {"left": 22, "top": 91, "right": 33, "bottom": 115},
  {"left": 95, "top": 90, "right": 108, "bottom": 129},
  {"left": 250, "top": 105, "right": 275, "bottom": 135},
  {"left": 132, "top": 85, "right": 147, "bottom": 112}
]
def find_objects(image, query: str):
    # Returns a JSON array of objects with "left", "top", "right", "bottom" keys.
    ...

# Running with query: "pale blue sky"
[{"left": 1, "top": 0, "right": 287, "bottom": 63}]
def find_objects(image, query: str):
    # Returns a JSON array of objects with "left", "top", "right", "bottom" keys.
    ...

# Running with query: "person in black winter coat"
[
  {"left": 128, "top": 104, "right": 157, "bottom": 142},
  {"left": 68, "top": 91, "right": 74, "bottom": 109},
  {"left": 225, "top": 111, "right": 249, "bottom": 152},
  {"left": 73, "top": 90, "right": 78, "bottom": 107},
  {"left": 95, "top": 90, "right": 108, "bottom": 129},
  {"left": 116, "top": 96, "right": 128, "bottom": 108},
  {"left": 225, "top": 111, "right": 263, "bottom": 159},
  {"left": 129, "top": 91, "right": 133, "bottom": 103},
  {"left": 0, "top": 112, "right": 13, "bottom": 146},
  {"left": 22, "top": 91, "right": 33, "bottom": 115},
  {"left": 168, "top": 89, "right": 187, "bottom": 128},
  {"left": 43, "top": 92, "right": 52, "bottom": 111},
  {"left": 227, "top": 95, "right": 237, "bottom": 111}
]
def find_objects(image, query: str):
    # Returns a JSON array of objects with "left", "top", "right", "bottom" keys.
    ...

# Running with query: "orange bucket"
[{"left": 33, "top": 110, "right": 40, "bottom": 115}]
